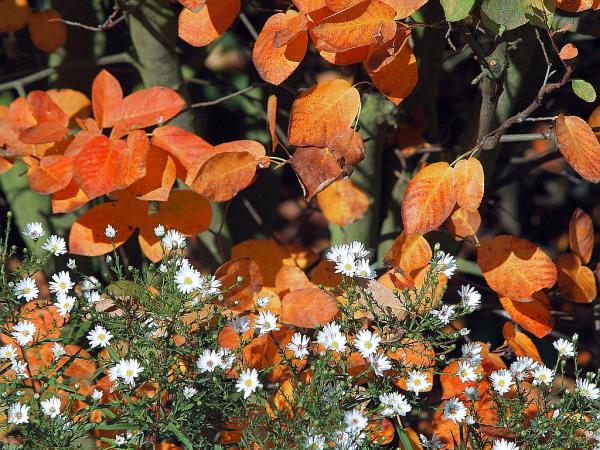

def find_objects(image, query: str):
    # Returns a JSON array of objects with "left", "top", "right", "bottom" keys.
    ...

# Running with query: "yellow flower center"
[
  {"left": 126, "top": 369, "right": 134, "bottom": 377},
  {"left": 245, "top": 379, "right": 253, "bottom": 387},
  {"left": 184, "top": 276, "right": 192, "bottom": 284}
]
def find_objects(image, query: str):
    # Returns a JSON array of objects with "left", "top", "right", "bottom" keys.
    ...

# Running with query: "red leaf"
[
  {"left": 92, "top": 70, "right": 123, "bottom": 129},
  {"left": 116, "top": 130, "right": 150, "bottom": 189},
  {"left": 113, "top": 87, "right": 185, "bottom": 132},
  {"left": 28, "top": 155, "right": 74, "bottom": 194}
]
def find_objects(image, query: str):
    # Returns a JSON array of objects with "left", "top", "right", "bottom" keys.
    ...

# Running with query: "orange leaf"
[
  {"left": 364, "top": 29, "right": 417, "bottom": 105},
  {"left": 325, "top": 0, "right": 363, "bottom": 11},
  {"left": 190, "top": 151, "right": 256, "bottom": 202},
  {"left": 8, "top": 97, "right": 36, "bottom": 132},
  {"left": 113, "top": 87, "right": 185, "bottom": 132},
  {"left": 446, "top": 207, "right": 481, "bottom": 239},
  {"left": 478, "top": 235, "right": 557, "bottom": 298},
  {"left": 19, "top": 122, "right": 68, "bottom": 145},
  {"left": 290, "top": 146, "right": 343, "bottom": 200},
  {"left": 253, "top": 11, "right": 308, "bottom": 85},
  {"left": 214, "top": 140, "right": 269, "bottom": 167},
  {"left": 499, "top": 293, "right": 554, "bottom": 338},
  {"left": 116, "top": 131, "right": 150, "bottom": 189},
  {"left": 138, "top": 216, "right": 163, "bottom": 263},
  {"left": 310, "top": 260, "right": 343, "bottom": 287},
  {"left": 231, "top": 239, "right": 290, "bottom": 286},
  {"left": 25, "top": 90, "right": 69, "bottom": 128},
  {"left": 288, "top": 78, "right": 360, "bottom": 148},
  {"left": 384, "top": 231, "right": 431, "bottom": 276},
  {"left": 128, "top": 146, "right": 176, "bottom": 201},
  {"left": 293, "top": 0, "right": 327, "bottom": 13},
  {"left": 242, "top": 328, "right": 294, "bottom": 373},
  {"left": 311, "top": 0, "right": 396, "bottom": 51},
  {"left": 317, "top": 178, "right": 369, "bottom": 226},
  {"left": 92, "top": 70, "right": 123, "bottom": 129},
  {"left": 28, "top": 155, "right": 73, "bottom": 194},
  {"left": 47, "top": 89, "right": 91, "bottom": 127},
  {"left": 368, "top": 418, "right": 395, "bottom": 445},
  {"left": 178, "top": 0, "right": 240, "bottom": 47},
  {"left": 555, "top": 0, "right": 593, "bottom": 11},
  {"left": 274, "top": 265, "right": 313, "bottom": 297},
  {"left": 51, "top": 179, "right": 89, "bottom": 213},
  {"left": 559, "top": 43, "right": 578, "bottom": 60},
  {"left": 73, "top": 135, "right": 126, "bottom": 199},
  {"left": 569, "top": 208, "right": 594, "bottom": 264},
  {"left": 267, "top": 95, "right": 279, "bottom": 152},
  {"left": 556, "top": 253, "right": 597, "bottom": 303},
  {"left": 216, "top": 257, "right": 264, "bottom": 312},
  {"left": 503, "top": 321, "right": 542, "bottom": 362},
  {"left": 440, "top": 361, "right": 476, "bottom": 399},
  {"left": 28, "top": 10, "right": 66, "bottom": 53},
  {"left": 320, "top": 45, "right": 370, "bottom": 65},
  {"left": 158, "top": 190, "right": 212, "bottom": 235},
  {"left": 0, "top": 0, "right": 30, "bottom": 33},
  {"left": 380, "top": 0, "right": 428, "bottom": 18},
  {"left": 555, "top": 114, "right": 600, "bottom": 183},
  {"left": 280, "top": 287, "right": 338, "bottom": 328},
  {"left": 452, "top": 157, "right": 484, "bottom": 211},
  {"left": 401, "top": 162, "right": 456, "bottom": 234},
  {"left": 178, "top": 0, "right": 206, "bottom": 12}
]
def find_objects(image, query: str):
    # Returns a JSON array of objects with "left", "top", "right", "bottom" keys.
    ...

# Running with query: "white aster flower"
[
  {"left": 458, "top": 284, "right": 481, "bottom": 309},
  {"left": 510, "top": 356, "right": 537, "bottom": 381},
  {"left": 49, "top": 271, "right": 74, "bottom": 296},
  {"left": 370, "top": 352, "right": 392, "bottom": 377},
  {"left": 325, "top": 243, "right": 350, "bottom": 262},
  {"left": 175, "top": 264, "right": 202, "bottom": 294},
  {"left": 108, "top": 365, "right": 121, "bottom": 383},
  {"left": 254, "top": 310, "right": 280, "bottom": 335},
  {"left": 354, "top": 329, "right": 381, "bottom": 358},
  {"left": 492, "top": 439, "right": 519, "bottom": 450},
  {"left": 257, "top": 296, "right": 270, "bottom": 307},
  {"left": 379, "top": 392, "right": 411, "bottom": 417},
  {"left": 81, "top": 276, "right": 99, "bottom": 291},
  {"left": 40, "top": 396, "right": 61, "bottom": 418},
  {"left": 553, "top": 338, "right": 575, "bottom": 358},
  {"left": 199, "top": 274, "right": 222, "bottom": 296},
  {"left": 91, "top": 389, "right": 103, "bottom": 401},
  {"left": 85, "top": 290, "right": 102, "bottom": 305},
  {"left": 344, "top": 409, "right": 368, "bottom": 433},
  {"left": 54, "top": 295, "right": 76, "bottom": 317},
  {"left": 459, "top": 328, "right": 471, "bottom": 336},
  {"left": 406, "top": 370, "right": 432, "bottom": 394},
  {"left": 532, "top": 365, "right": 554, "bottom": 386},
  {"left": 490, "top": 369, "right": 515, "bottom": 395},
  {"left": 335, "top": 251, "right": 357, "bottom": 277},
  {"left": 14, "top": 277, "right": 39, "bottom": 301},
  {"left": 420, "top": 433, "right": 444, "bottom": 449},
  {"left": 154, "top": 224, "right": 165, "bottom": 237},
  {"left": 465, "top": 386, "right": 480, "bottom": 401},
  {"left": 183, "top": 386, "right": 198, "bottom": 399},
  {"left": 23, "top": 222, "right": 45, "bottom": 240},
  {"left": 443, "top": 397, "right": 467, "bottom": 423},
  {"left": 355, "top": 258, "right": 374, "bottom": 279},
  {"left": 66, "top": 258, "right": 77, "bottom": 269},
  {"left": 457, "top": 361, "right": 478, "bottom": 383},
  {"left": 116, "top": 359, "right": 144, "bottom": 385},
  {"left": 52, "top": 343, "right": 65, "bottom": 360},
  {"left": 42, "top": 235, "right": 67, "bottom": 256},
  {"left": 236, "top": 368, "right": 261, "bottom": 399},
  {"left": 104, "top": 224, "right": 116, "bottom": 238},
  {"left": 348, "top": 241, "right": 370, "bottom": 258},
  {"left": 287, "top": 332, "right": 310, "bottom": 359},
  {"left": 229, "top": 316, "right": 251, "bottom": 334},
  {"left": 87, "top": 325, "right": 113, "bottom": 348},
  {"left": 7, "top": 402, "right": 30, "bottom": 424},
  {"left": 304, "top": 434, "right": 326, "bottom": 450},
  {"left": 11, "top": 359, "right": 28, "bottom": 379},
  {"left": 434, "top": 250, "right": 457, "bottom": 278},
  {"left": 430, "top": 304, "right": 456, "bottom": 325},
  {"left": 462, "top": 342, "right": 483, "bottom": 366},
  {"left": 316, "top": 322, "right": 347, "bottom": 352},
  {"left": 196, "top": 349, "right": 223, "bottom": 373},
  {"left": 0, "top": 343, "right": 18, "bottom": 360},
  {"left": 162, "top": 230, "right": 186, "bottom": 250},
  {"left": 576, "top": 378, "right": 600, "bottom": 401},
  {"left": 11, "top": 320, "right": 36, "bottom": 346}
]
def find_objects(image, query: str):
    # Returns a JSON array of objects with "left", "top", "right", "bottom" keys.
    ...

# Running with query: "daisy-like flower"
[
  {"left": 335, "top": 252, "right": 357, "bottom": 277},
  {"left": 348, "top": 241, "right": 370, "bottom": 258},
  {"left": 430, "top": 304, "right": 456, "bottom": 325},
  {"left": 11, "top": 320, "right": 36, "bottom": 346},
  {"left": 229, "top": 316, "right": 251, "bottom": 334},
  {"left": 12, "top": 359, "right": 28, "bottom": 379},
  {"left": 91, "top": 389, "right": 104, "bottom": 401},
  {"left": 14, "top": 277, "right": 39, "bottom": 301},
  {"left": 355, "top": 258, "right": 374, "bottom": 279},
  {"left": 87, "top": 325, "right": 113, "bottom": 348},
  {"left": 304, "top": 434, "right": 326, "bottom": 450},
  {"left": 532, "top": 365, "right": 555, "bottom": 386},
  {"left": 105, "top": 224, "right": 116, "bottom": 238},
  {"left": 196, "top": 349, "right": 223, "bottom": 373},
  {"left": 510, "top": 356, "right": 537, "bottom": 381},
  {"left": 490, "top": 369, "right": 515, "bottom": 395},
  {"left": 553, "top": 338, "right": 575, "bottom": 358},
  {"left": 199, "top": 274, "right": 222, "bottom": 296},
  {"left": 354, "top": 329, "right": 381, "bottom": 358},
  {"left": 81, "top": 276, "right": 100, "bottom": 292},
  {"left": 379, "top": 392, "right": 411, "bottom": 417},
  {"left": 236, "top": 368, "right": 261, "bottom": 399},
  {"left": 370, "top": 353, "right": 392, "bottom": 377},
  {"left": 154, "top": 224, "right": 165, "bottom": 237},
  {"left": 462, "top": 342, "right": 483, "bottom": 366},
  {"left": 49, "top": 271, "right": 74, "bottom": 296},
  {"left": 316, "top": 322, "right": 347, "bottom": 352},
  {"left": 420, "top": 433, "right": 444, "bottom": 449},
  {"left": 116, "top": 359, "right": 144, "bottom": 385},
  {"left": 42, "top": 235, "right": 67, "bottom": 256},
  {"left": 456, "top": 361, "right": 478, "bottom": 383},
  {"left": 325, "top": 243, "right": 350, "bottom": 262},
  {"left": 162, "top": 230, "right": 186, "bottom": 250},
  {"left": 459, "top": 328, "right": 471, "bottom": 336},
  {"left": 23, "top": 222, "right": 45, "bottom": 240},
  {"left": 0, "top": 343, "right": 18, "bottom": 360},
  {"left": 40, "top": 396, "right": 61, "bottom": 418},
  {"left": 406, "top": 370, "right": 432, "bottom": 394},
  {"left": 443, "top": 397, "right": 467, "bottom": 423},
  {"left": 492, "top": 439, "right": 519, "bottom": 450},
  {"left": 254, "top": 310, "right": 280, "bottom": 335},
  {"left": 85, "top": 290, "right": 102, "bottom": 305},
  {"left": 434, "top": 250, "right": 457, "bottom": 278},
  {"left": 174, "top": 264, "right": 202, "bottom": 294},
  {"left": 183, "top": 386, "right": 198, "bottom": 399},
  {"left": 344, "top": 409, "right": 368, "bottom": 433},
  {"left": 287, "top": 332, "right": 310, "bottom": 359},
  {"left": 66, "top": 258, "right": 77, "bottom": 269},
  {"left": 257, "top": 296, "right": 270, "bottom": 308},
  {"left": 576, "top": 378, "right": 600, "bottom": 401},
  {"left": 54, "top": 295, "right": 76, "bottom": 317},
  {"left": 458, "top": 284, "right": 481, "bottom": 310},
  {"left": 465, "top": 386, "right": 480, "bottom": 401},
  {"left": 108, "top": 365, "right": 121, "bottom": 383},
  {"left": 52, "top": 342, "right": 65, "bottom": 360},
  {"left": 7, "top": 402, "right": 30, "bottom": 424}
]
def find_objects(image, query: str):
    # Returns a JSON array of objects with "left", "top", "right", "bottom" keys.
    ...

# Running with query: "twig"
[
  {"left": 239, "top": 13, "right": 259, "bottom": 40},
  {"left": 490, "top": 150, "right": 562, "bottom": 190},
  {"left": 190, "top": 85, "right": 258, "bottom": 108},
  {"left": 49, "top": 5, "right": 126, "bottom": 32}
]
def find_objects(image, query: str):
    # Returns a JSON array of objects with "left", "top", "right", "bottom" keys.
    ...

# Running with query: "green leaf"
[
  {"left": 526, "top": 0, "right": 556, "bottom": 28},
  {"left": 167, "top": 423, "right": 194, "bottom": 449},
  {"left": 440, "top": 0, "right": 476, "bottom": 21},
  {"left": 572, "top": 79, "right": 597, "bottom": 103},
  {"left": 481, "top": 0, "right": 529, "bottom": 34}
]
